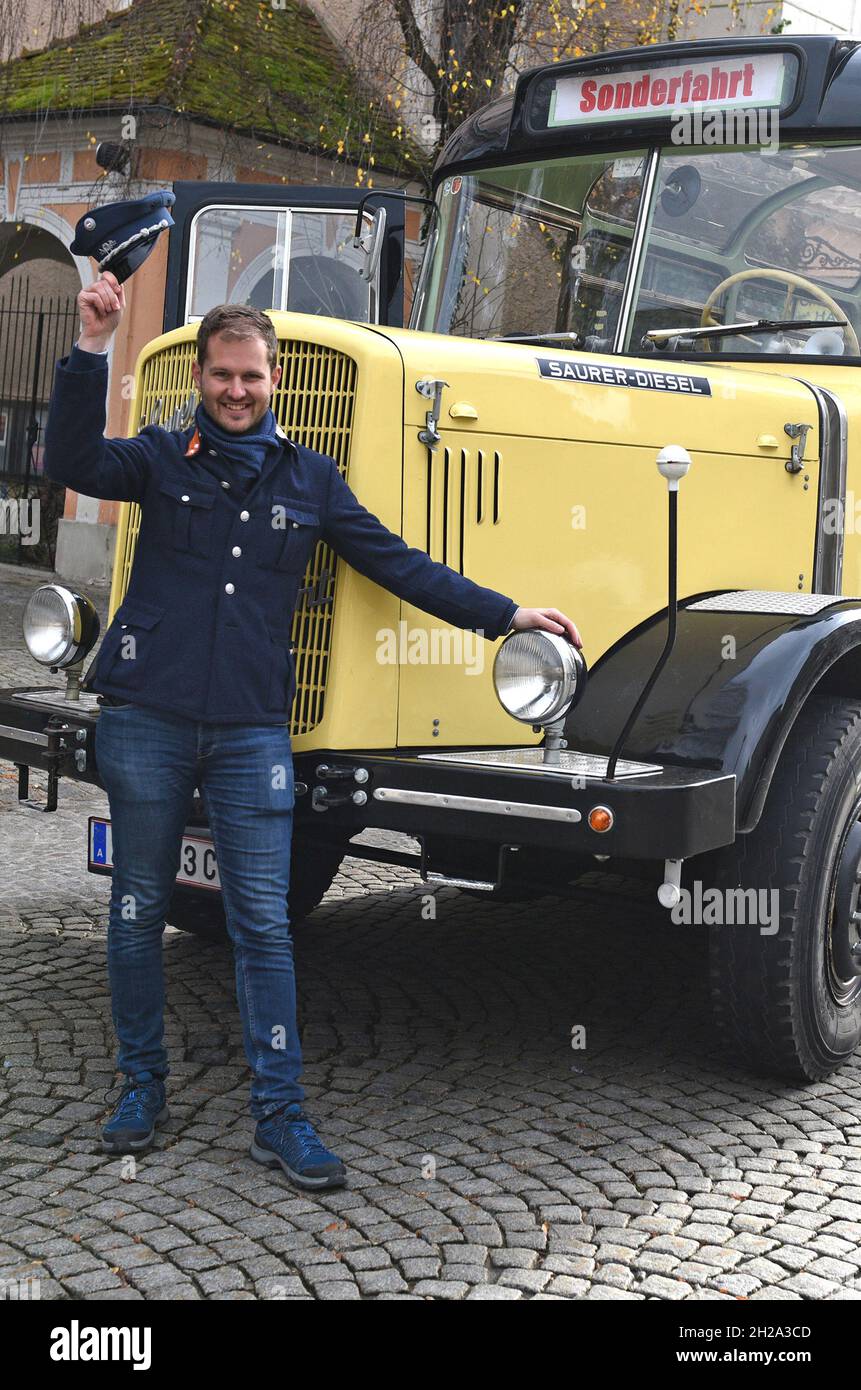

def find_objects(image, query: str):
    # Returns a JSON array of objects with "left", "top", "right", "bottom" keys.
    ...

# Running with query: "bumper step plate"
[{"left": 417, "top": 748, "right": 662, "bottom": 779}]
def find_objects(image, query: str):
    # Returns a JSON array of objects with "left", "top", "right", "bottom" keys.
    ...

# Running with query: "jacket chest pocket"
[
  {"left": 256, "top": 496, "right": 320, "bottom": 574},
  {"left": 100, "top": 598, "right": 165, "bottom": 690},
  {"left": 158, "top": 480, "right": 216, "bottom": 556}
]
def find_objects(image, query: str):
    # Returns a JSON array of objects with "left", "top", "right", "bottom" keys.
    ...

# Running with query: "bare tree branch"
[{"left": 389, "top": 0, "right": 441, "bottom": 89}]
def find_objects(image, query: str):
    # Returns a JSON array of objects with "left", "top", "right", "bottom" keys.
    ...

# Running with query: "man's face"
[{"left": 191, "top": 331, "right": 282, "bottom": 433}]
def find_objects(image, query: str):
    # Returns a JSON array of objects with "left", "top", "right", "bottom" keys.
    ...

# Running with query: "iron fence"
[{"left": 0, "top": 276, "right": 78, "bottom": 567}]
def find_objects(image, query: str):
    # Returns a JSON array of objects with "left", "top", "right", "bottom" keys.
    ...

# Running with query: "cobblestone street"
[{"left": 2, "top": 567, "right": 861, "bottom": 1301}]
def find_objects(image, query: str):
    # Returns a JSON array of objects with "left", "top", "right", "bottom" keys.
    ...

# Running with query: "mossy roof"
[{"left": 0, "top": 0, "right": 416, "bottom": 177}]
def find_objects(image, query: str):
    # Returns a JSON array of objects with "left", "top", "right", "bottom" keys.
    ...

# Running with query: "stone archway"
[
  {"left": 0, "top": 223, "right": 80, "bottom": 288},
  {"left": 0, "top": 218, "right": 81, "bottom": 567}
]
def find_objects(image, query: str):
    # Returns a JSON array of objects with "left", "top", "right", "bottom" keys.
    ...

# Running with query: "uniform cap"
[{"left": 70, "top": 190, "right": 175, "bottom": 282}]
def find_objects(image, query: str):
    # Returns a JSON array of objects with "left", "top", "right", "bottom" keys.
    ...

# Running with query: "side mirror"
[{"left": 352, "top": 205, "right": 387, "bottom": 284}]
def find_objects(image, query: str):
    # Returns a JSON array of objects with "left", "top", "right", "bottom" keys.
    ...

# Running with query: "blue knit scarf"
[{"left": 195, "top": 402, "right": 281, "bottom": 487}]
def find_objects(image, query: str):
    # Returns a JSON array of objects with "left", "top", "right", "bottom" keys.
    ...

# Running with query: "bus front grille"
[{"left": 114, "top": 337, "right": 357, "bottom": 735}]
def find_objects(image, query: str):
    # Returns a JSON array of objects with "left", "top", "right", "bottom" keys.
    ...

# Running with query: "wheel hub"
[{"left": 830, "top": 812, "right": 861, "bottom": 991}]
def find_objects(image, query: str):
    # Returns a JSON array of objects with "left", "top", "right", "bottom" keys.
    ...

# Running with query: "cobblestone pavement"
[{"left": 2, "top": 566, "right": 861, "bottom": 1301}]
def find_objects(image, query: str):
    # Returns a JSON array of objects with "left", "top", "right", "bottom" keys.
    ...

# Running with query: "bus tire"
[{"left": 709, "top": 695, "right": 861, "bottom": 1081}]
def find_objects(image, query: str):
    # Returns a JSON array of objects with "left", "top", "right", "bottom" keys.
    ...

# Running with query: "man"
[{"left": 45, "top": 270, "right": 581, "bottom": 1191}]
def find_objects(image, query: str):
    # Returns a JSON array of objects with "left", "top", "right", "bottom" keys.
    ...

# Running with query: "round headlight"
[
  {"left": 23, "top": 584, "right": 100, "bottom": 668},
  {"left": 493, "top": 630, "right": 586, "bottom": 724}
]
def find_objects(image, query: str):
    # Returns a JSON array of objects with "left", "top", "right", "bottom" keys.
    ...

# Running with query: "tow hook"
[
  {"left": 14, "top": 717, "right": 88, "bottom": 812},
  {"left": 658, "top": 858, "right": 684, "bottom": 908},
  {"left": 311, "top": 764, "right": 370, "bottom": 812},
  {"left": 312, "top": 787, "right": 368, "bottom": 812},
  {"left": 316, "top": 763, "right": 369, "bottom": 783}
]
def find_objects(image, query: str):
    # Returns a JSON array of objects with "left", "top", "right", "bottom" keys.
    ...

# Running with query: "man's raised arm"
[{"left": 44, "top": 271, "right": 153, "bottom": 503}]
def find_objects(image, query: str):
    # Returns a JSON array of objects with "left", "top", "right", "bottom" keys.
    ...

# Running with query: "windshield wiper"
[
  {"left": 492, "top": 331, "right": 583, "bottom": 347},
  {"left": 492, "top": 330, "right": 616, "bottom": 353},
  {"left": 642, "top": 318, "right": 847, "bottom": 350}
]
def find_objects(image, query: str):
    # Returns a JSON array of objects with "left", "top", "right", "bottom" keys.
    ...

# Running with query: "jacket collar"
[{"left": 184, "top": 420, "right": 291, "bottom": 459}]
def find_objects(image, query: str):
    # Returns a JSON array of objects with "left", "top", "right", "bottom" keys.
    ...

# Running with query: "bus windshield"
[{"left": 415, "top": 143, "right": 861, "bottom": 359}]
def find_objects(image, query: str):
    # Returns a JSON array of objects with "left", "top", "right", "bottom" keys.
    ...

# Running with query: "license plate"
[{"left": 88, "top": 817, "right": 222, "bottom": 891}]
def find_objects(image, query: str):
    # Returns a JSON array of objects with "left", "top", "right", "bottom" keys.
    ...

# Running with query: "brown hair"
[{"left": 196, "top": 304, "right": 279, "bottom": 372}]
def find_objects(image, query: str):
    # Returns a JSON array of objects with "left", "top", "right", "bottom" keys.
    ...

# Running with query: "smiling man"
[
  {"left": 192, "top": 312, "right": 279, "bottom": 433},
  {"left": 45, "top": 271, "right": 580, "bottom": 1192}
]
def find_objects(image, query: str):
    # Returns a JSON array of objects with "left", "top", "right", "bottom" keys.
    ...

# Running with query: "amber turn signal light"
[{"left": 588, "top": 806, "right": 614, "bottom": 833}]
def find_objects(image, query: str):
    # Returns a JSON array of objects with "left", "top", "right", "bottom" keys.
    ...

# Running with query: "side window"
[
  {"left": 186, "top": 207, "right": 376, "bottom": 323},
  {"left": 187, "top": 208, "right": 286, "bottom": 319},
  {"left": 287, "top": 211, "right": 373, "bottom": 321}
]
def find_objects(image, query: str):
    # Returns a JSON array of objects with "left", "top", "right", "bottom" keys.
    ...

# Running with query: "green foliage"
[
  {"left": 0, "top": 0, "right": 415, "bottom": 176},
  {"left": 0, "top": 1, "right": 179, "bottom": 113}
]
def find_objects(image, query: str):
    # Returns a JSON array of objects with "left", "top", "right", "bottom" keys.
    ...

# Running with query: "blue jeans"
[{"left": 94, "top": 702, "right": 303, "bottom": 1119}]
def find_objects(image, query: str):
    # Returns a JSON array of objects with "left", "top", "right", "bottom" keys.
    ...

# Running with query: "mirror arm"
[{"left": 352, "top": 189, "right": 437, "bottom": 243}]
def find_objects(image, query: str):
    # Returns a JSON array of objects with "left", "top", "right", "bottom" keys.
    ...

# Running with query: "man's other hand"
[
  {"left": 77, "top": 271, "right": 126, "bottom": 353},
  {"left": 510, "top": 607, "right": 582, "bottom": 649}
]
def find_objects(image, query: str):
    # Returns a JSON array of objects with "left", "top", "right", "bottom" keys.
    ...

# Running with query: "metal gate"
[{"left": 0, "top": 277, "right": 78, "bottom": 568}]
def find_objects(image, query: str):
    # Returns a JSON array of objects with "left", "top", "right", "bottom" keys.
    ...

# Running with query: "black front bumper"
[
  {"left": 304, "top": 749, "right": 736, "bottom": 862},
  {"left": 0, "top": 687, "right": 736, "bottom": 861},
  {"left": 0, "top": 686, "right": 100, "bottom": 810}
]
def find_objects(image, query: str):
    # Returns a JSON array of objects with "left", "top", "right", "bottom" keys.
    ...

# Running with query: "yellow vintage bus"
[{"left": 8, "top": 32, "right": 861, "bottom": 1082}]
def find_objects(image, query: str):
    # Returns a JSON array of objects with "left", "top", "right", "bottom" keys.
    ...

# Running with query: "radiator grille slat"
[{"left": 113, "top": 338, "right": 356, "bottom": 735}]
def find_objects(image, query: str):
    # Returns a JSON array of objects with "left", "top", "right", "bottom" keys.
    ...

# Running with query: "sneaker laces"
[
  {"left": 266, "top": 1106, "right": 333, "bottom": 1163},
  {"left": 104, "top": 1080, "right": 161, "bottom": 1125}
]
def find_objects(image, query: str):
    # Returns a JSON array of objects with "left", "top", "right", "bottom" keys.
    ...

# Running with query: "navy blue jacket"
[{"left": 44, "top": 347, "right": 520, "bottom": 723}]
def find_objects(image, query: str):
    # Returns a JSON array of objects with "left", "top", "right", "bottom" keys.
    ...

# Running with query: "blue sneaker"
[
  {"left": 250, "top": 1105, "right": 346, "bottom": 1190},
  {"left": 101, "top": 1078, "right": 168, "bottom": 1153}
]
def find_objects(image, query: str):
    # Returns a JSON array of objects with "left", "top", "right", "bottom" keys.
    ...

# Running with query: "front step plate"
[{"left": 417, "top": 747, "right": 662, "bottom": 779}]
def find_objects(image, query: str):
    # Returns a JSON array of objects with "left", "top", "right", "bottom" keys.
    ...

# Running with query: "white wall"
[
  {"left": 781, "top": 0, "right": 861, "bottom": 33},
  {"left": 1, "top": 1, "right": 125, "bottom": 63},
  {"left": 681, "top": 0, "right": 780, "bottom": 37}
]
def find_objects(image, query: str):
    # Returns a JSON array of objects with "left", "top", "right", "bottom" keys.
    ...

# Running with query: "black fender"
[{"left": 563, "top": 591, "right": 861, "bottom": 834}]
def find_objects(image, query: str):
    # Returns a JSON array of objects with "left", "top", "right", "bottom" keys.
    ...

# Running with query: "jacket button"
[
  {"left": 209, "top": 449, "right": 217, "bottom": 456},
  {"left": 225, "top": 583, "right": 235, "bottom": 595},
  {"left": 221, "top": 480, "right": 230, "bottom": 489},
  {"left": 240, "top": 510, "right": 250, "bottom": 521},
  {"left": 292, "top": 521, "right": 299, "bottom": 529},
  {"left": 181, "top": 494, "right": 190, "bottom": 502},
  {"left": 232, "top": 546, "right": 242, "bottom": 557}
]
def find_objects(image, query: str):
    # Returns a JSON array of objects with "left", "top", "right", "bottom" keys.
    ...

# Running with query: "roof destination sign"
[{"left": 546, "top": 51, "right": 794, "bottom": 127}]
